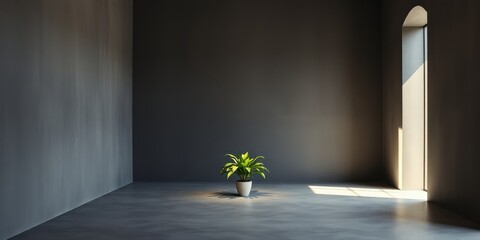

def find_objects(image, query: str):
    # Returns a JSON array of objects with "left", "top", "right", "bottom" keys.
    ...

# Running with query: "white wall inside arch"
[{"left": 400, "top": 6, "right": 427, "bottom": 190}]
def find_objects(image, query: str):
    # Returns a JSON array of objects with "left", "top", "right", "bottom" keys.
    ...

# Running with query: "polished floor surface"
[{"left": 12, "top": 182, "right": 480, "bottom": 240}]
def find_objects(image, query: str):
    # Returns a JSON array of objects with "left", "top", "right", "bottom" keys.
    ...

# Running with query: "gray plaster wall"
[
  {"left": 0, "top": 1, "right": 133, "bottom": 239},
  {"left": 133, "top": 0, "right": 383, "bottom": 182},
  {"left": 382, "top": 0, "right": 480, "bottom": 223}
]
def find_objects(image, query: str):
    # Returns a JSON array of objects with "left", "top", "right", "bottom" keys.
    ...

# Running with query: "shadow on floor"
[
  {"left": 211, "top": 190, "right": 272, "bottom": 199},
  {"left": 427, "top": 202, "right": 480, "bottom": 230},
  {"left": 378, "top": 201, "right": 480, "bottom": 230}
]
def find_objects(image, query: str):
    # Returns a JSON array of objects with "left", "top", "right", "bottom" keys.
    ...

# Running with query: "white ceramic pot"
[{"left": 236, "top": 180, "right": 252, "bottom": 197}]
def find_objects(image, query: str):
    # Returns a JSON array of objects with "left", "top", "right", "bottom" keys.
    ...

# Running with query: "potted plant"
[{"left": 220, "top": 152, "right": 269, "bottom": 197}]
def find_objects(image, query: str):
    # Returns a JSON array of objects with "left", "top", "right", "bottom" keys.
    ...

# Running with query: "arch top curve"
[{"left": 403, "top": 6, "right": 427, "bottom": 27}]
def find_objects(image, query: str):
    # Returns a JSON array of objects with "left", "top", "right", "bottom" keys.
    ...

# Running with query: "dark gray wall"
[
  {"left": 0, "top": 1, "right": 132, "bottom": 239},
  {"left": 383, "top": 0, "right": 480, "bottom": 223},
  {"left": 134, "top": 0, "right": 383, "bottom": 182}
]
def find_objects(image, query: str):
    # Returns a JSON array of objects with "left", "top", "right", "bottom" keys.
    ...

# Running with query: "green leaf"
[
  {"left": 223, "top": 162, "right": 234, "bottom": 168},
  {"left": 251, "top": 171, "right": 266, "bottom": 178},
  {"left": 246, "top": 167, "right": 251, "bottom": 173},
  {"left": 241, "top": 152, "right": 249, "bottom": 160},
  {"left": 225, "top": 154, "right": 238, "bottom": 163},
  {"left": 256, "top": 166, "right": 270, "bottom": 172},
  {"left": 226, "top": 166, "right": 238, "bottom": 179}
]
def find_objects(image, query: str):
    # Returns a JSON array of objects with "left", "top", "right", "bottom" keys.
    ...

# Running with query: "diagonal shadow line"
[{"left": 403, "top": 63, "right": 425, "bottom": 86}]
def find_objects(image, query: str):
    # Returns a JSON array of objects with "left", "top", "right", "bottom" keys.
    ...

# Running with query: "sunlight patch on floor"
[{"left": 308, "top": 185, "right": 427, "bottom": 200}]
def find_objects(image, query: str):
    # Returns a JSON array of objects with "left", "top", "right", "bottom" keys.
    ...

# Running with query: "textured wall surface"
[
  {"left": 383, "top": 0, "right": 480, "bottom": 223},
  {"left": 0, "top": 1, "right": 132, "bottom": 239},
  {"left": 133, "top": 0, "right": 383, "bottom": 182}
]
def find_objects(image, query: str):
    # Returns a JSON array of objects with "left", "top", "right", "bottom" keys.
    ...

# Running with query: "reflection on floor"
[{"left": 11, "top": 183, "right": 480, "bottom": 240}]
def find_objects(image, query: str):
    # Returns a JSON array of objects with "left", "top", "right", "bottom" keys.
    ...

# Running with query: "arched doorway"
[{"left": 400, "top": 6, "right": 428, "bottom": 190}]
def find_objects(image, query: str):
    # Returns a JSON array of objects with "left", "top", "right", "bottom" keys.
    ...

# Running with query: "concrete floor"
[{"left": 11, "top": 182, "right": 480, "bottom": 240}]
